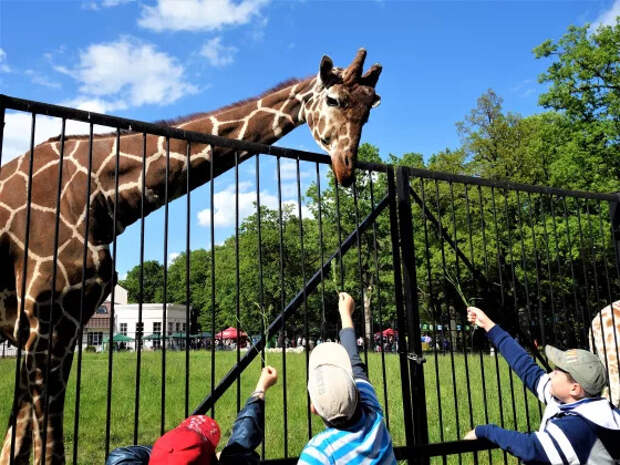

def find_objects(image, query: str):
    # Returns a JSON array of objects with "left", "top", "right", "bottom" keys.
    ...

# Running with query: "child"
[
  {"left": 465, "top": 306, "right": 620, "bottom": 464},
  {"left": 106, "top": 366, "right": 278, "bottom": 465},
  {"left": 298, "top": 292, "right": 396, "bottom": 465}
]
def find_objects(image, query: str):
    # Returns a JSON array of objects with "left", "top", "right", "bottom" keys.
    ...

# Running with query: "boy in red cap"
[{"left": 106, "top": 366, "right": 277, "bottom": 465}]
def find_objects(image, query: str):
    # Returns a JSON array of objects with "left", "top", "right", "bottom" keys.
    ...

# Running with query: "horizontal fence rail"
[{"left": 0, "top": 94, "right": 618, "bottom": 465}]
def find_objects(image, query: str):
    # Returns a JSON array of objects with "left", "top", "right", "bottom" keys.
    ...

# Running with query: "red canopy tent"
[
  {"left": 216, "top": 327, "right": 248, "bottom": 340},
  {"left": 374, "top": 328, "right": 398, "bottom": 338}
]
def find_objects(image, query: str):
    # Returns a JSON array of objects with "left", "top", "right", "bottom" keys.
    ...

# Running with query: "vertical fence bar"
[
  {"left": 353, "top": 183, "right": 368, "bottom": 364},
  {"left": 40, "top": 118, "right": 66, "bottom": 465},
  {"left": 255, "top": 153, "right": 266, "bottom": 458},
  {"left": 434, "top": 179, "right": 461, "bottom": 461},
  {"left": 369, "top": 170, "right": 390, "bottom": 429},
  {"left": 210, "top": 144, "right": 216, "bottom": 418},
  {"left": 514, "top": 191, "right": 532, "bottom": 432},
  {"left": 235, "top": 151, "right": 241, "bottom": 413},
  {"left": 10, "top": 112, "right": 36, "bottom": 465},
  {"left": 463, "top": 184, "right": 483, "bottom": 465},
  {"left": 295, "top": 157, "right": 312, "bottom": 439},
  {"left": 525, "top": 192, "right": 544, "bottom": 420},
  {"left": 316, "top": 163, "right": 327, "bottom": 344},
  {"left": 449, "top": 181, "right": 476, "bottom": 460},
  {"left": 276, "top": 156, "right": 288, "bottom": 457},
  {"left": 501, "top": 190, "right": 519, "bottom": 432},
  {"left": 133, "top": 132, "right": 147, "bottom": 445},
  {"left": 396, "top": 167, "right": 429, "bottom": 465},
  {"left": 185, "top": 142, "right": 192, "bottom": 417},
  {"left": 561, "top": 197, "right": 587, "bottom": 346},
  {"left": 420, "top": 178, "right": 445, "bottom": 463},
  {"left": 476, "top": 186, "right": 492, "bottom": 465},
  {"left": 387, "top": 167, "right": 414, "bottom": 463},
  {"left": 335, "top": 181, "right": 345, "bottom": 289},
  {"left": 160, "top": 136, "right": 170, "bottom": 435},
  {"left": 72, "top": 122, "right": 95, "bottom": 463},
  {"left": 549, "top": 196, "right": 570, "bottom": 343},
  {"left": 105, "top": 128, "right": 121, "bottom": 456},
  {"left": 539, "top": 194, "right": 558, "bottom": 347}
]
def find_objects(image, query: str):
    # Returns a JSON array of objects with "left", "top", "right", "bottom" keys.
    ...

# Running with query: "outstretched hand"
[
  {"left": 467, "top": 307, "right": 496, "bottom": 332},
  {"left": 256, "top": 366, "right": 278, "bottom": 394},
  {"left": 463, "top": 429, "right": 477, "bottom": 440},
  {"left": 338, "top": 292, "right": 355, "bottom": 329}
]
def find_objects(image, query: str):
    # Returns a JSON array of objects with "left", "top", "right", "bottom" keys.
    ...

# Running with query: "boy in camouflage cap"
[{"left": 465, "top": 306, "right": 620, "bottom": 464}]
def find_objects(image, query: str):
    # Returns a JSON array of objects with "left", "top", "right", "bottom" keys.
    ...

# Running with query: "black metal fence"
[{"left": 0, "top": 94, "right": 619, "bottom": 465}]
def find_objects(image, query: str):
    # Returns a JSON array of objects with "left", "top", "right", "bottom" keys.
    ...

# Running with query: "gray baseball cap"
[{"left": 545, "top": 345, "right": 607, "bottom": 396}]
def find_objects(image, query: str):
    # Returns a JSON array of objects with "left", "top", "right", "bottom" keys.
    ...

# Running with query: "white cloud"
[
  {"left": 197, "top": 183, "right": 312, "bottom": 228},
  {"left": 2, "top": 110, "right": 114, "bottom": 163},
  {"left": 83, "top": 0, "right": 134, "bottom": 9},
  {"left": 591, "top": 0, "right": 620, "bottom": 29},
  {"left": 200, "top": 37, "right": 238, "bottom": 67},
  {"left": 0, "top": 49, "right": 11, "bottom": 73},
  {"left": 168, "top": 252, "right": 181, "bottom": 265},
  {"left": 56, "top": 37, "right": 197, "bottom": 109},
  {"left": 26, "top": 70, "right": 61, "bottom": 89},
  {"left": 139, "top": 0, "right": 270, "bottom": 32}
]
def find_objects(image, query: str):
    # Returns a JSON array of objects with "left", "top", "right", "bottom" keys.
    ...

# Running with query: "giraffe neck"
[
  {"left": 178, "top": 76, "right": 317, "bottom": 145},
  {"left": 94, "top": 76, "right": 319, "bottom": 237}
]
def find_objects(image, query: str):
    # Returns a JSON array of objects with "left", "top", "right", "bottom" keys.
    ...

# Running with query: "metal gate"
[{"left": 0, "top": 94, "right": 618, "bottom": 465}]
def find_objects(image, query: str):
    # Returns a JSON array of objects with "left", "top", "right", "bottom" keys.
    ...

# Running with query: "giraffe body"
[
  {"left": 0, "top": 50, "right": 381, "bottom": 464},
  {"left": 590, "top": 300, "right": 620, "bottom": 406}
]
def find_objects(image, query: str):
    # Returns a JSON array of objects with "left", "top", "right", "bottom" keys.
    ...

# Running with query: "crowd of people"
[{"left": 105, "top": 293, "right": 620, "bottom": 465}]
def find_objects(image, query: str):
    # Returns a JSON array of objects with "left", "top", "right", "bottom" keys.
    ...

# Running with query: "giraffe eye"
[{"left": 326, "top": 96, "right": 339, "bottom": 107}]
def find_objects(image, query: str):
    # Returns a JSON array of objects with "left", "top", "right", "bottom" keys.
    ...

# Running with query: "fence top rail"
[{"left": 1, "top": 94, "right": 615, "bottom": 202}]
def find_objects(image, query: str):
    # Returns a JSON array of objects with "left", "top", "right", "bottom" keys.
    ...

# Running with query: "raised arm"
[
  {"left": 219, "top": 366, "right": 278, "bottom": 465},
  {"left": 468, "top": 307, "right": 546, "bottom": 397},
  {"left": 337, "top": 292, "right": 369, "bottom": 382}
]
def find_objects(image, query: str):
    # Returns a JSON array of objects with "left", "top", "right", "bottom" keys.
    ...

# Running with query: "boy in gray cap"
[
  {"left": 298, "top": 292, "right": 396, "bottom": 465},
  {"left": 465, "top": 306, "right": 620, "bottom": 464}
]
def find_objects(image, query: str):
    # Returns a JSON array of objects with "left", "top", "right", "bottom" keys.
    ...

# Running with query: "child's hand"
[
  {"left": 467, "top": 307, "right": 495, "bottom": 332},
  {"left": 256, "top": 366, "right": 278, "bottom": 392},
  {"left": 463, "top": 429, "right": 477, "bottom": 440},
  {"left": 338, "top": 292, "right": 355, "bottom": 317}
]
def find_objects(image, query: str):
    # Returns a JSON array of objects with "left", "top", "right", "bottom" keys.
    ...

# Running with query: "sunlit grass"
[{"left": 0, "top": 350, "right": 538, "bottom": 464}]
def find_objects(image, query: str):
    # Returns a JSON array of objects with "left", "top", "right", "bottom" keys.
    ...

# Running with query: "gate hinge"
[{"left": 407, "top": 352, "right": 426, "bottom": 364}]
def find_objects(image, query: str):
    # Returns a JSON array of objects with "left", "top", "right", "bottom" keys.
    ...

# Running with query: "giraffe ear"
[
  {"left": 361, "top": 64, "right": 382, "bottom": 88},
  {"left": 319, "top": 55, "right": 337, "bottom": 87}
]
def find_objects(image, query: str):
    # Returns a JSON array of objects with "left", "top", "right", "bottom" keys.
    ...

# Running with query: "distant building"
[{"left": 82, "top": 285, "right": 189, "bottom": 351}]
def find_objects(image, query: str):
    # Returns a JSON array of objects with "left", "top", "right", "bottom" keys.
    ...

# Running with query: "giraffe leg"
[
  {"left": 0, "top": 374, "right": 34, "bottom": 465},
  {"left": 28, "top": 312, "right": 78, "bottom": 465}
]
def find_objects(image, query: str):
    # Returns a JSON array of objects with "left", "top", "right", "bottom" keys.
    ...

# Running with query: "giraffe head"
[{"left": 307, "top": 48, "right": 382, "bottom": 187}]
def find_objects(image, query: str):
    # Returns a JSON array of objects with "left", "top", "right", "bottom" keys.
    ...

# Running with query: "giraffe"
[
  {"left": 0, "top": 49, "right": 382, "bottom": 465},
  {"left": 590, "top": 300, "right": 620, "bottom": 406}
]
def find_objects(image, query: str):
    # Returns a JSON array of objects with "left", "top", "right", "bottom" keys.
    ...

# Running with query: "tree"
[
  {"left": 533, "top": 20, "right": 620, "bottom": 192},
  {"left": 120, "top": 260, "right": 165, "bottom": 303}
]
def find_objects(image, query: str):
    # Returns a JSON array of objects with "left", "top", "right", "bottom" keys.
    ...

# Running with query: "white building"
[{"left": 82, "top": 285, "right": 189, "bottom": 351}]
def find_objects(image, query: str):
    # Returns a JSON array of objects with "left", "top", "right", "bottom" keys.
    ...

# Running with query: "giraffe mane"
[{"left": 43, "top": 78, "right": 307, "bottom": 144}]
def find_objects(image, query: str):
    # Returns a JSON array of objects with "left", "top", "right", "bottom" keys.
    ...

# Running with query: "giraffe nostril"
[
  {"left": 345, "top": 156, "right": 350, "bottom": 168},
  {"left": 321, "top": 137, "right": 330, "bottom": 146}
]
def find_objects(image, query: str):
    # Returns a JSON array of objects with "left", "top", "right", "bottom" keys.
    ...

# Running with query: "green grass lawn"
[{"left": 0, "top": 350, "right": 539, "bottom": 464}]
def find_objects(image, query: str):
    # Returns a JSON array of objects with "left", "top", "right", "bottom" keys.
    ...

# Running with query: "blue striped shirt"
[{"left": 298, "top": 379, "right": 396, "bottom": 465}]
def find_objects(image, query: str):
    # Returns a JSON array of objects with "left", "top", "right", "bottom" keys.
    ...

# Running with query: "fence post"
[
  {"left": 611, "top": 193, "right": 620, "bottom": 278},
  {"left": 396, "top": 167, "right": 430, "bottom": 465},
  {"left": 387, "top": 166, "right": 415, "bottom": 463}
]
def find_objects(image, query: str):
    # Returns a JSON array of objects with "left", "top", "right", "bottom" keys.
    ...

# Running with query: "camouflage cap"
[{"left": 545, "top": 345, "right": 607, "bottom": 396}]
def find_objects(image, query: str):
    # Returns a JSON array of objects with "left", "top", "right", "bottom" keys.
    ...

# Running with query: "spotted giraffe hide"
[{"left": 590, "top": 301, "right": 620, "bottom": 406}]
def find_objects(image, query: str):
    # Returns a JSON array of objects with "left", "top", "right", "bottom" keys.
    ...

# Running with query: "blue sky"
[{"left": 1, "top": 0, "right": 618, "bottom": 278}]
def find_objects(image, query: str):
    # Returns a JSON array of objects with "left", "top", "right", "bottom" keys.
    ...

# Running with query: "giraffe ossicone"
[{"left": 0, "top": 49, "right": 381, "bottom": 464}]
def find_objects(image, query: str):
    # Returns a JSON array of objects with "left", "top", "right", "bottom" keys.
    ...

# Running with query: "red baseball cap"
[{"left": 149, "top": 415, "right": 221, "bottom": 465}]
